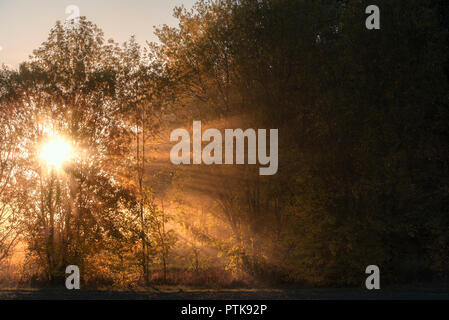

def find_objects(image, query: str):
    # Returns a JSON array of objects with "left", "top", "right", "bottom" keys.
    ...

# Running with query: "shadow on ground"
[{"left": 0, "top": 285, "right": 448, "bottom": 300}]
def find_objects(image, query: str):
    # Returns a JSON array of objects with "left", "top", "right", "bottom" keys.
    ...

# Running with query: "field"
[{"left": 0, "top": 285, "right": 448, "bottom": 300}]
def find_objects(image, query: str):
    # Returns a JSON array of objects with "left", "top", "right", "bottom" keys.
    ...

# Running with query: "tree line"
[{"left": 0, "top": 0, "right": 448, "bottom": 287}]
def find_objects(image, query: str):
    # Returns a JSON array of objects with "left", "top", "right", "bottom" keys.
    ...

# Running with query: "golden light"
[{"left": 40, "top": 137, "right": 72, "bottom": 169}]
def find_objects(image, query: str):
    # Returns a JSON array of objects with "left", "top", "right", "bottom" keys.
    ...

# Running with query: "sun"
[{"left": 40, "top": 137, "right": 72, "bottom": 169}]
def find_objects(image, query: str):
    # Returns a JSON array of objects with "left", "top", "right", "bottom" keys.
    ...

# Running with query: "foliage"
[{"left": 0, "top": 0, "right": 448, "bottom": 287}]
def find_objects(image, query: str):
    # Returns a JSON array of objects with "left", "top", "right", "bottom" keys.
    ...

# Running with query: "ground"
[{"left": 0, "top": 285, "right": 448, "bottom": 300}]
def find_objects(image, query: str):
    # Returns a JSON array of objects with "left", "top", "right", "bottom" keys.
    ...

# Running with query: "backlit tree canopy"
[{"left": 0, "top": 0, "right": 448, "bottom": 287}]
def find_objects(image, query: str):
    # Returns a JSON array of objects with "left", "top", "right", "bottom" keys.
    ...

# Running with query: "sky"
[{"left": 0, "top": 0, "right": 196, "bottom": 68}]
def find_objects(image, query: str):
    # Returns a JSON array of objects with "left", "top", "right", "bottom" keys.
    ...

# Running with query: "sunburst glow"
[{"left": 40, "top": 137, "right": 72, "bottom": 169}]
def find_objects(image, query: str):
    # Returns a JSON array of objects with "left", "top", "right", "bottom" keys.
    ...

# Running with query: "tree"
[
  {"left": 154, "top": 0, "right": 449, "bottom": 284},
  {"left": 0, "top": 70, "right": 24, "bottom": 262},
  {"left": 3, "top": 18, "right": 136, "bottom": 283}
]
